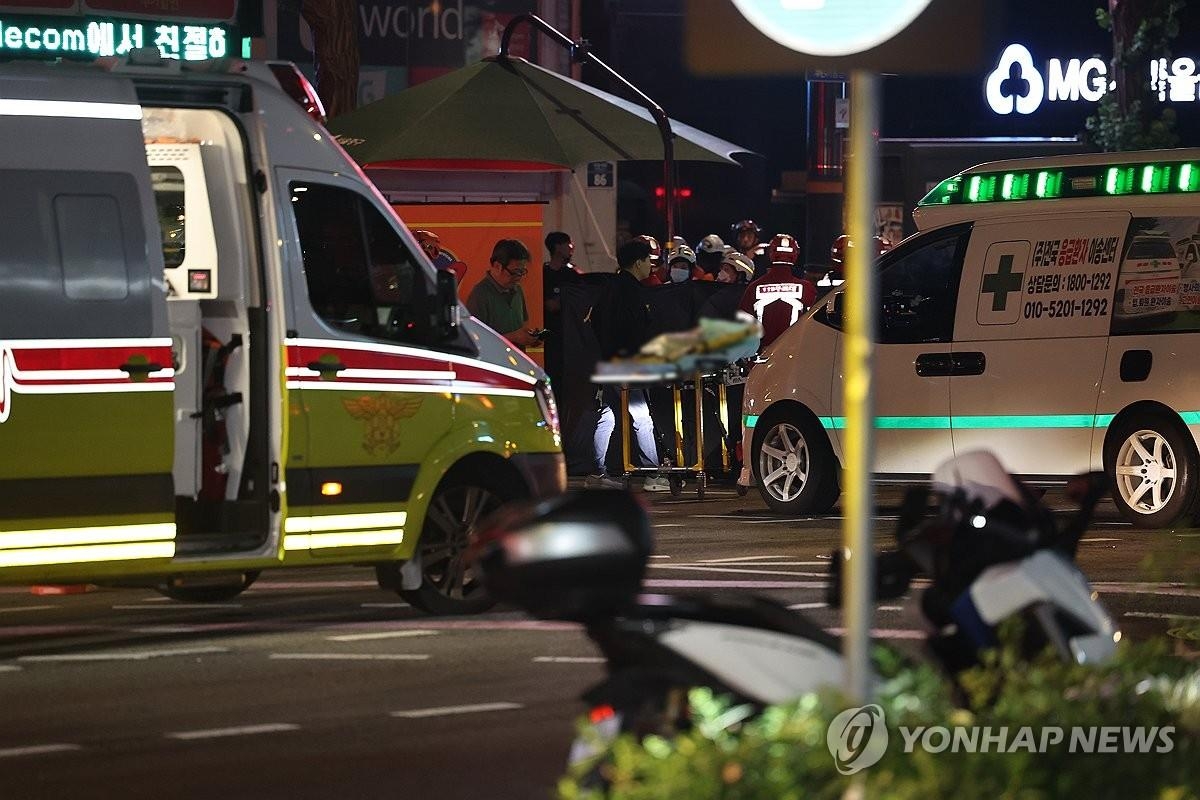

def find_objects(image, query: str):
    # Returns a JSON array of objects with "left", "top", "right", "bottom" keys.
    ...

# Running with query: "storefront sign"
[
  {"left": 986, "top": 43, "right": 1200, "bottom": 116},
  {"left": 0, "top": 13, "right": 229, "bottom": 59}
]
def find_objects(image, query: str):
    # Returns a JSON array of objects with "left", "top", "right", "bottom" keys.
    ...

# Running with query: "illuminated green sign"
[{"left": 0, "top": 14, "right": 229, "bottom": 60}]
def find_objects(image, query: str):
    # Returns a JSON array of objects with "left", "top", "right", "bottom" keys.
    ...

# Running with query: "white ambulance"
[
  {"left": 0, "top": 53, "right": 564, "bottom": 610},
  {"left": 740, "top": 149, "right": 1200, "bottom": 528}
]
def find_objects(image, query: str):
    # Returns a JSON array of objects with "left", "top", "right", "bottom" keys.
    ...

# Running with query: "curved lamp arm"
[{"left": 500, "top": 13, "right": 677, "bottom": 241}]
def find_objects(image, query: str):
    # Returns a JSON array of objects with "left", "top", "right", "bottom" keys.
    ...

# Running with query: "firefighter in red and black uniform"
[{"left": 738, "top": 233, "right": 817, "bottom": 350}]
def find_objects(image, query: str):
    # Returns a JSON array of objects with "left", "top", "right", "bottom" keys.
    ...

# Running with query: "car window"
[
  {"left": 1113, "top": 217, "right": 1200, "bottom": 334},
  {"left": 877, "top": 227, "right": 968, "bottom": 344},
  {"left": 290, "top": 182, "right": 434, "bottom": 344}
]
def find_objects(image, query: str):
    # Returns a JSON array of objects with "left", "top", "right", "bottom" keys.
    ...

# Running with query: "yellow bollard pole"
[{"left": 842, "top": 69, "right": 879, "bottom": 705}]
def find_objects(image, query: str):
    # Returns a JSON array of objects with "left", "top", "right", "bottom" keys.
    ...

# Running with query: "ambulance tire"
[
  {"left": 400, "top": 471, "right": 516, "bottom": 615},
  {"left": 751, "top": 407, "right": 840, "bottom": 516},
  {"left": 1105, "top": 412, "right": 1198, "bottom": 529},
  {"left": 157, "top": 571, "right": 260, "bottom": 603}
]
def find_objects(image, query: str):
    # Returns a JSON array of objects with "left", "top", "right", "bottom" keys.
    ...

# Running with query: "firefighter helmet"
[{"left": 767, "top": 233, "right": 800, "bottom": 265}]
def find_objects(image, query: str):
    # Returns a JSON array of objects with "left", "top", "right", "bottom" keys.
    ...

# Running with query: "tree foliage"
[{"left": 1085, "top": 0, "right": 1184, "bottom": 151}]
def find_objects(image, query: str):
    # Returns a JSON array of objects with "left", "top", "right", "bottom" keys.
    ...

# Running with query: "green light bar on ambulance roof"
[{"left": 918, "top": 158, "right": 1200, "bottom": 206}]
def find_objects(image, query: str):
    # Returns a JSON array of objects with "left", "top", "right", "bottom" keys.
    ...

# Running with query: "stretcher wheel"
[
  {"left": 696, "top": 474, "right": 707, "bottom": 500},
  {"left": 736, "top": 484, "right": 749, "bottom": 497},
  {"left": 669, "top": 478, "right": 684, "bottom": 498}
]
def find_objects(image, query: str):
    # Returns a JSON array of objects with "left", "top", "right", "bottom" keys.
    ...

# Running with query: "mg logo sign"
[{"left": 985, "top": 43, "right": 1110, "bottom": 115}]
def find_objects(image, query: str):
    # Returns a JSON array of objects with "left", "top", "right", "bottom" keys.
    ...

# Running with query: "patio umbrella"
[{"left": 326, "top": 56, "right": 752, "bottom": 171}]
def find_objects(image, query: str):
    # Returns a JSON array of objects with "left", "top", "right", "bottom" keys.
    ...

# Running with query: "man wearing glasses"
[{"left": 466, "top": 238, "right": 541, "bottom": 349}]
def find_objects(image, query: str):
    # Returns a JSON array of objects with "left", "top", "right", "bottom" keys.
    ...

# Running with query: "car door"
[
  {"left": 950, "top": 214, "right": 1127, "bottom": 476},
  {"left": 279, "top": 172, "right": 455, "bottom": 556},
  {"left": 0, "top": 72, "right": 176, "bottom": 577},
  {"left": 831, "top": 224, "right": 970, "bottom": 476}
]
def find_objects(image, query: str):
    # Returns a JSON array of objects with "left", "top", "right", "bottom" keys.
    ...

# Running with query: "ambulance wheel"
[
  {"left": 157, "top": 571, "right": 260, "bottom": 603},
  {"left": 400, "top": 472, "right": 512, "bottom": 615},
  {"left": 1106, "top": 412, "right": 1198, "bottom": 529},
  {"left": 751, "top": 407, "right": 839, "bottom": 515}
]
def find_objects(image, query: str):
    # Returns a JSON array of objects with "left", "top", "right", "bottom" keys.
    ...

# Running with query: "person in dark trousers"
[
  {"left": 542, "top": 231, "right": 580, "bottom": 391},
  {"left": 588, "top": 238, "right": 668, "bottom": 491},
  {"left": 466, "top": 239, "right": 539, "bottom": 349}
]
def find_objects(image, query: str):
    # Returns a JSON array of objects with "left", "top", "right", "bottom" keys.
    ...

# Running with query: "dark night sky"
[
  {"left": 571, "top": 0, "right": 1200, "bottom": 240},
  {"left": 580, "top": 0, "right": 1200, "bottom": 173}
]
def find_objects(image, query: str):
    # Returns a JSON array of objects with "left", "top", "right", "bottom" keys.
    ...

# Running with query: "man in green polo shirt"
[{"left": 466, "top": 239, "right": 539, "bottom": 349}]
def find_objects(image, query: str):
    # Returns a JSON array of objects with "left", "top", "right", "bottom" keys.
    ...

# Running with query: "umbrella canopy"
[{"left": 326, "top": 56, "right": 752, "bottom": 171}]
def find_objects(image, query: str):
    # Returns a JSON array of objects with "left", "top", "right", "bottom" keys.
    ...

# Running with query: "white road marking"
[
  {"left": 696, "top": 560, "right": 827, "bottom": 567},
  {"left": 0, "top": 744, "right": 81, "bottom": 758},
  {"left": 142, "top": 597, "right": 172, "bottom": 602},
  {"left": 326, "top": 630, "right": 437, "bottom": 642},
  {"left": 391, "top": 702, "right": 522, "bottom": 719},
  {"left": 361, "top": 602, "right": 411, "bottom": 609},
  {"left": 825, "top": 627, "right": 926, "bottom": 640},
  {"left": 533, "top": 656, "right": 606, "bottom": 663},
  {"left": 654, "top": 524, "right": 684, "bottom": 528},
  {"left": 699, "top": 555, "right": 785, "bottom": 563},
  {"left": 787, "top": 602, "right": 826, "bottom": 610},
  {"left": 1079, "top": 538, "right": 1122, "bottom": 543},
  {"left": 1123, "top": 611, "right": 1200, "bottom": 621},
  {"left": 19, "top": 646, "right": 228, "bottom": 662},
  {"left": 168, "top": 723, "right": 299, "bottom": 740},
  {"left": 0, "top": 665, "right": 22, "bottom": 672},
  {"left": 878, "top": 606, "right": 904, "bottom": 612},
  {"left": 111, "top": 604, "right": 242, "bottom": 610},
  {"left": 645, "top": 579, "right": 827, "bottom": 589},
  {"left": 1093, "top": 582, "right": 1200, "bottom": 598},
  {"left": 649, "top": 555, "right": 672, "bottom": 558},
  {"left": 269, "top": 653, "right": 430, "bottom": 661},
  {"left": 0, "top": 605, "right": 55, "bottom": 614},
  {"left": 647, "top": 564, "right": 827, "bottom": 577}
]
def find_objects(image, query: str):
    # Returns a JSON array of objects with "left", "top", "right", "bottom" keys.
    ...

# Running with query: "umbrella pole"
[{"left": 500, "top": 13, "right": 676, "bottom": 241}]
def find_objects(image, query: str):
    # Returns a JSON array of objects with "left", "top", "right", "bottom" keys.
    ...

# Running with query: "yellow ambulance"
[{"left": 0, "top": 54, "right": 564, "bottom": 612}]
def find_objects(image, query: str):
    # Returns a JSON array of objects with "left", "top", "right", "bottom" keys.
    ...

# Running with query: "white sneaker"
[{"left": 643, "top": 476, "right": 671, "bottom": 492}]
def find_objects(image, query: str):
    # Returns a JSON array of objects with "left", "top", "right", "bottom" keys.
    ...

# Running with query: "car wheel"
[
  {"left": 751, "top": 408, "right": 839, "bottom": 515},
  {"left": 157, "top": 571, "right": 260, "bottom": 602},
  {"left": 1106, "top": 412, "right": 1197, "bottom": 529},
  {"left": 400, "top": 473, "right": 514, "bottom": 615}
]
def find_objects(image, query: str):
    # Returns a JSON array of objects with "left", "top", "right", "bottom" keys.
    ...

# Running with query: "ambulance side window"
[
  {"left": 878, "top": 228, "right": 967, "bottom": 344},
  {"left": 1111, "top": 216, "right": 1200, "bottom": 334},
  {"left": 291, "top": 182, "right": 434, "bottom": 345},
  {"left": 151, "top": 166, "right": 186, "bottom": 270}
]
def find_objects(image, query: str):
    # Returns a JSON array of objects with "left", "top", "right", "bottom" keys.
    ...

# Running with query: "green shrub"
[{"left": 559, "top": 638, "right": 1200, "bottom": 800}]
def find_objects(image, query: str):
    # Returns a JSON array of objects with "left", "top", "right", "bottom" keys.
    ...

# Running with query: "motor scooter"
[{"left": 473, "top": 450, "right": 1119, "bottom": 761}]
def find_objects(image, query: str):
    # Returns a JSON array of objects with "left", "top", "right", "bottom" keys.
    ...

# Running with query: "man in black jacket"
[{"left": 588, "top": 239, "right": 667, "bottom": 491}]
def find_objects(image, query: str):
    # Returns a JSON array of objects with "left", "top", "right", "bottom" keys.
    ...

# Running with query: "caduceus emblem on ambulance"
[{"left": 343, "top": 395, "right": 424, "bottom": 456}]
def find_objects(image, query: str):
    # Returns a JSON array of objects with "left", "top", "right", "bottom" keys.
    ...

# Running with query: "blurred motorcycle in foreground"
[{"left": 472, "top": 450, "right": 1119, "bottom": 766}]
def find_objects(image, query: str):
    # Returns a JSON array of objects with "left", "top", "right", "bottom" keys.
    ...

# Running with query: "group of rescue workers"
[{"left": 412, "top": 218, "right": 894, "bottom": 488}]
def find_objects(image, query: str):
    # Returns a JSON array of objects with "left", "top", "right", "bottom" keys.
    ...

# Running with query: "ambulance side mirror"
[
  {"left": 826, "top": 292, "right": 844, "bottom": 328},
  {"left": 435, "top": 268, "right": 460, "bottom": 339}
]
